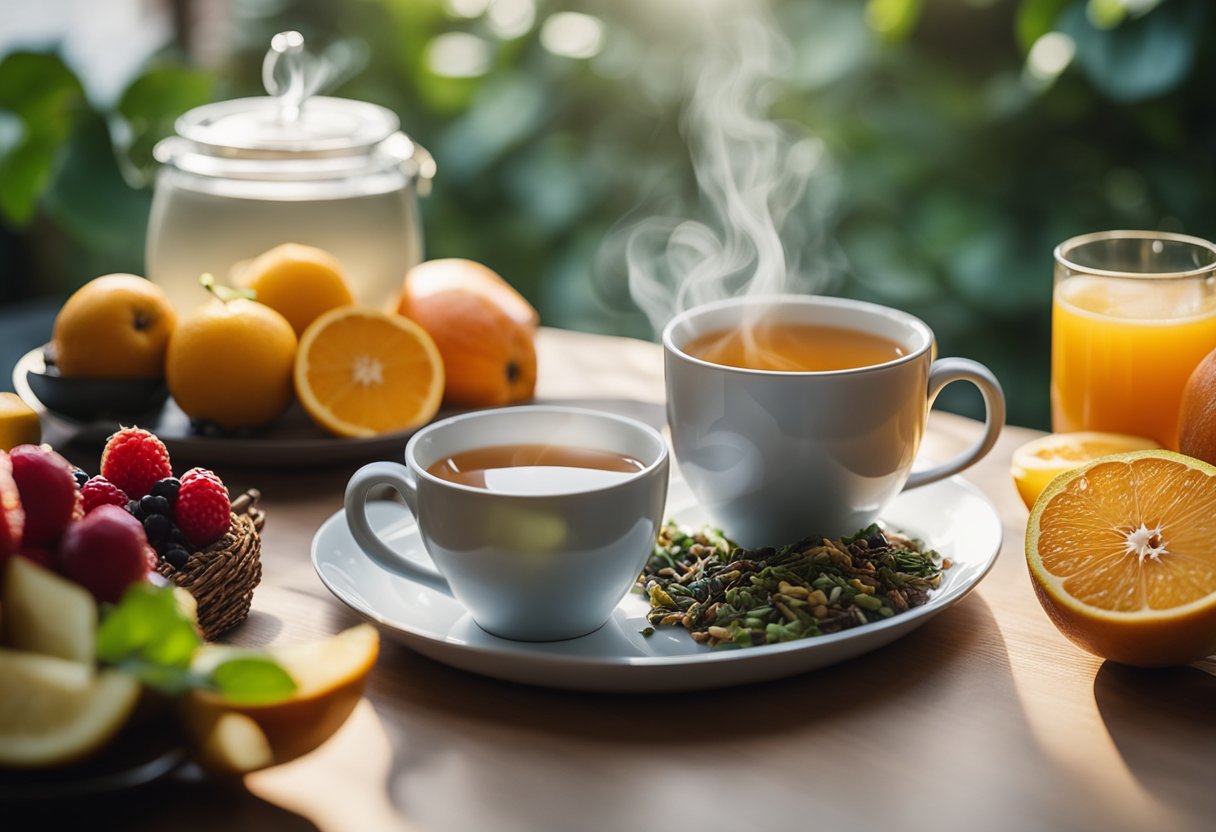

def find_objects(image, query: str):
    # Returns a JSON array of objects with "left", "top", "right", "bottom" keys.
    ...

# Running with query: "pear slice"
[
  {"left": 0, "top": 647, "right": 140, "bottom": 768},
  {"left": 3, "top": 557, "right": 97, "bottom": 663},
  {"left": 184, "top": 709, "right": 274, "bottom": 776}
]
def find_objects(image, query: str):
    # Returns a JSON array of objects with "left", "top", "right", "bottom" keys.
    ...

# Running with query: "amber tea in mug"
[
  {"left": 664, "top": 295, "right": 1005, "bottom": 546},
  {"left": 426, "top": 444, "right": 646, "bottom": 494},
  {"left": 345, "top": 406, "right": 670, "bottom": 641},
  {"left": 683, "top": 322, "right": 907, "bottom": 372}
]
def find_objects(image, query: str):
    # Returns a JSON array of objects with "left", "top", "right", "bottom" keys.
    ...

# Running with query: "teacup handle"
[
  {"left": 344, "top": 461, "right": 451, "bottom": 593},
  {"left": 904, "top": 357, "right": 1006, "bottom": 490}
]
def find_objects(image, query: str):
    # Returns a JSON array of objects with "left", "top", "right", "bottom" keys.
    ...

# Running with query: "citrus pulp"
[
  {"left": 1026, "top": 449, "right": 1216, "bottom": 666},
  {"left": 1011, "top": 431, "right": 1160, "bottom": 510},
  {"left": 295, "top": 308, "right": 443, "bottom": 437}
]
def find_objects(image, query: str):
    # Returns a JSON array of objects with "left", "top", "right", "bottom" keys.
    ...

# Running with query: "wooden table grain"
[{"left": 17, "top": 328, "right": 1215, "bottom": 832}]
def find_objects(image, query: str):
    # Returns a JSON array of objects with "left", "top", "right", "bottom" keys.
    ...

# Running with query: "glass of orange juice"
[{"left": 1052, "top": 230, "right": 1216, "bottom": 449}]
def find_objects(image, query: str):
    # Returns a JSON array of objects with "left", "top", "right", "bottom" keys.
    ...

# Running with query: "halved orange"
[
  {"left": 1011, "top": 431, "right": 1159, "bottom": 510},
  {"left": 1026, "top": 449, "right": 1216, "bottom": 666},
  {"left": 295, "top": 308, "right": 444, "bottom": 438}
]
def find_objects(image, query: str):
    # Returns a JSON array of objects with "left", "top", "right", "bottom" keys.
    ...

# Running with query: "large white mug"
[
  {"left": 663, "top": 295, "right": 1005, "bottom": 547},
  {"left": 344, "top": 406, "right": 669, "bottom": 641}
]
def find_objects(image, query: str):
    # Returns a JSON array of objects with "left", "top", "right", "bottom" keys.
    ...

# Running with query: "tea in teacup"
[
  {"left": 426, "top": 444, "right": 646, "bottom": 494},
  {"left": 664, "top": 295, "right": 1005, "bottom": 546},
  {"left": 683, "top": 321, "right": 907, "bottom": 372},
  {"left": 344, "top": 406, "right": 669, "bottom": 641}
]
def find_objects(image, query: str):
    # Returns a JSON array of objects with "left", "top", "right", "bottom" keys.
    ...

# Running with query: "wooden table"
[{"left": 16, "top": 328, "right": 1215, "bottom": 831}]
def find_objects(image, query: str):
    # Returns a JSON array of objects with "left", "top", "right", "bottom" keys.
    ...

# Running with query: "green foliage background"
[{"left": 1, "top": 0, "right": 1213, "bottom": 430}]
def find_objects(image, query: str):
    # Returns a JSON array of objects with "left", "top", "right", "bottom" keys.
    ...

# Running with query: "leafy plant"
[{"left": 2, "top": 0, "right": 1214, "bottom": 429}]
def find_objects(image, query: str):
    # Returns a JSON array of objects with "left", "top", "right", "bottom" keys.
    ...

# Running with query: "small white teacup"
[
  {"left": 344, "top": 406, "right": 669, "bottom": 641},
  {"left": 663, "top": 294, "right": 1005, "bottom": 547}
]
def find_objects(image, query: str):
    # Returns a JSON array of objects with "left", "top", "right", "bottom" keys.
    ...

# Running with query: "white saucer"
[{"left": 311, "top": 473, "right": 1002, "bottom": 692}]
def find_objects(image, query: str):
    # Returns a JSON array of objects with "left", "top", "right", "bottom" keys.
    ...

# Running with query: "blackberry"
[
  {"left": 72, "top": 468, "right": 89, "bottom": 488},
  {"left": 143, "top": 513, "right": 171, "bottom": 545},
  {"left": 140, "top": 494, "right": 170, "bottom": 516},
  {"left": 166, "top": 546, "right": 189, "bottom": 569},
  {"left": 150, "top": 477, "right": 181, "bottom": 506},
  {"left": 126, "top": 499, "right": 145, "bottom": 521},
  {"left": 168, "top": 528, "right": 188, "bottom": 548}
]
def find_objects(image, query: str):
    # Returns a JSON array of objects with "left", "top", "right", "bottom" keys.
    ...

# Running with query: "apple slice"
[
  {"left": 0, "top": 648, "right": 140, "bottom": 768},
  {"left": 3, "top": 557, "right": 97, "bottom": 663}
]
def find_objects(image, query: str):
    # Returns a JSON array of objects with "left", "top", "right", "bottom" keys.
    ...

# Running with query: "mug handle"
[
  {"left": 344, "top": 461, "right": 451, "bottom": 593},
  {"left": 903, "top": 357, "right": 1006, "bottom": 490}
]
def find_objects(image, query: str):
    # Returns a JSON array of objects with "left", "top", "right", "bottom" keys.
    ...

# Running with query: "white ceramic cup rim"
[
  {"left": 661, "top": 294, "right": 935, "bottom": 377},
  {"left": 403, "top": 405, "right": 669, "bottom": 498}
]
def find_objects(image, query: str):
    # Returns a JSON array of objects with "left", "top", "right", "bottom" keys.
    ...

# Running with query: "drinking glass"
[{"left": 1051, "top": 230, "right": 1216, "bottom": 449}]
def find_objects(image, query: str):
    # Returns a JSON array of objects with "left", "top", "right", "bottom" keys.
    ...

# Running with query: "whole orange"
[
  {"left": 166, "top": 299, "right": 297, "bottom": 430},
  {"left": 396, "top": 260, "right": 538, "bottom": 408},
  {"left": 1178, "top": 346, "right": 1216, "bottom": 464},
  {"left": 242, "top": 243, "right": 356, "bottom": 337}
]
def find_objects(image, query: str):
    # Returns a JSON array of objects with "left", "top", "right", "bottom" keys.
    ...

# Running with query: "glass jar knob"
[{"left": 262, "top": 30, "right": 317, "bottom": 124}]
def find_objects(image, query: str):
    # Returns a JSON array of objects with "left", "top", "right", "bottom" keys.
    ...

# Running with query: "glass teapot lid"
[{"left": 171, "top": 31, "right": 399, "bottom": 159}]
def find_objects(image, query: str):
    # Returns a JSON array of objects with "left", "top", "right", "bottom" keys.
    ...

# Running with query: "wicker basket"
[{"left": 156, "top": 489, "right": 264, "bottom": 640}]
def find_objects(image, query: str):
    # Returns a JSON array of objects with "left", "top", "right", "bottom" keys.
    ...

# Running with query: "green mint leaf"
[
  {"left": 114, "top": 661, "right": 200, "bottom": 697},
  {"left": 96, "top": 584, "right": 297, "bottom": 701},
  {"left": 97, "top": 583, "right": 201, "bottom": 671},
  {"left": 208, "top": 656, "right": 297, "bottom": 705}
]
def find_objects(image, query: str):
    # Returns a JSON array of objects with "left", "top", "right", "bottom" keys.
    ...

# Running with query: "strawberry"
[
  {"left": 0, "top": 450, "right": 23, "bottom": 560},
  {"left": 80, "top": 476, "right": 129, "bottom": 514},
  {"left": 143, "top": 543, "right": 159, "bottom": 573},
  {"left": 9, "top": 445, "right": 79, "bottom": 548},
  {"left": 18, "top": 547, "right": 57, "bottom": 571},
  {"left": 100, "top": 427, "right": 173, "bottom": 499},
  {"left": 173, "top": 468, "right": 230, "bottom": 548}
]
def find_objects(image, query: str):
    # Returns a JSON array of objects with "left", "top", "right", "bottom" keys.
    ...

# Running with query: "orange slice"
[
  {"left": 186, "top": 624, "right": 379, "bottom": 765},
  {"left": 1026, "top": 449, "right": 1216, "bottom": 666},
  {"left": 295, "top": 308, "right": 444, "bottom": 438},
  {"left": 1010, "top": 431, "right": 1159, "bottom": 510}
]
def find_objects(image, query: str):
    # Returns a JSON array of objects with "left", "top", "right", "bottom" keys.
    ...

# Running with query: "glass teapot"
[{"left": 147, "top": 31, "right": 435, "bottom": 314}]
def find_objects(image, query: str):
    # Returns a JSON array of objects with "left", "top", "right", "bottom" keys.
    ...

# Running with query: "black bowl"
[{"left": 26, "top": 346, "right": 169, "bottom": 423}]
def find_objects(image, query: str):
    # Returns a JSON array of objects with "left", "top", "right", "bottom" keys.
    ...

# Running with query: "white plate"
[
  {"left": 14, "top": 347, "right": 423, "bottom": 467},
  {"left": 311, "top": 473, "right": 1002, "bottom": 692}
]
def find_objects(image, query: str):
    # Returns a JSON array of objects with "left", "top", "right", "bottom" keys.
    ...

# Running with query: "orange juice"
[{"left": 1051, "top": 275, "right": 1216, "bottom": 449}]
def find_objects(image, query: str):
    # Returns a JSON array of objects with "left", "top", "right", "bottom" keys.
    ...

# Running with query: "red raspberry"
[
  {"left": 80, "top": 476, "right": 129, "bottom": 514},
  {"left": 100, "top": 427, "right": 173, "bottom": 499},
  {"left": 173, "top": 467, "right": 231, "bottom": 548},
  {"left": 143, "top": 543, "right": 160, "bottom": 573}
]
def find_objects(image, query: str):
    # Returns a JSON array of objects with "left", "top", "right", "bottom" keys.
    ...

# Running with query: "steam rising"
[{"left": 617, "top": 16, "right": 841, "bottom": 334}]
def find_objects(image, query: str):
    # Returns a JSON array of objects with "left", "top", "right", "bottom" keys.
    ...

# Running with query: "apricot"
[{"left": 52, "top": 274, "right": 177, "bottom": 379}]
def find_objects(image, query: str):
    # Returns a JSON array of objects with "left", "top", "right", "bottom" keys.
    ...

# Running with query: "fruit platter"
[
  {"left": 14, "top": 252, "right": 540, "bottom": 467},
  {"left": 0, "top": 427, "right": 378, "bottom": 790}
]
